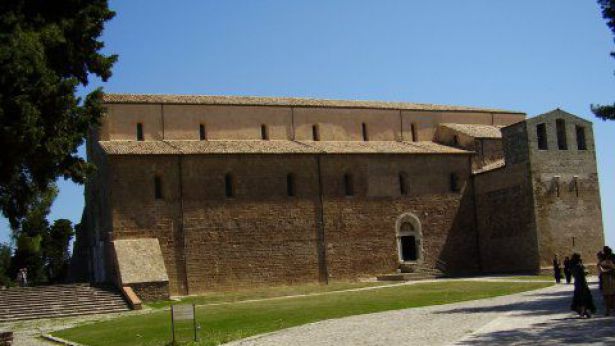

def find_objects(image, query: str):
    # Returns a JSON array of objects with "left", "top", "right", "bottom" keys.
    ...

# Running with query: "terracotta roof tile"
[
  {"left": 103, "top": 93, "right": 524, "bottom": 114},
  {"left": 97, "top": 140, "right": 471, "bottom": 155},
  {"left": 440, "top": 123, "right": 503, "bottom": 139}
]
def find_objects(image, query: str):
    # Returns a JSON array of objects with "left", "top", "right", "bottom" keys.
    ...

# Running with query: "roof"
[
  {"left": 440, "top": 123, "right": 503, "bottom": 139},
  {"left": 102, "top": 93, "right": 524, "bottom": 114},
  {"left": 98, "top": 140, "right": 471, "bottom": 156},
  {"left": 473, "top": 159, "right": 506, "bottom": 174}
]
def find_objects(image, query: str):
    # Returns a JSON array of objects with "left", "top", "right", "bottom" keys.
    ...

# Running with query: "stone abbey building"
[{"left": 73, "top": 94, "right": 605, "bottom": 300}]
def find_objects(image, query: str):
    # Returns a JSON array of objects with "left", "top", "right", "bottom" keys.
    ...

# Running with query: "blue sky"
[{"left": 1, "top": 1, "right": 614, "bottom": 248}]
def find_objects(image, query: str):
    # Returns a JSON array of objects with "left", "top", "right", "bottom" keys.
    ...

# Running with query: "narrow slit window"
[
  {"left": 225, "top": 173, "right": 235, "bottom": 198},
  {"left": 399, "top": 172, "right": 408, "bottom": 196},
  {"left": 344, "top": 173, "right": 354, "bottom": 196},
  {"left": 453, "top": 135, "right": 460, "bottom": 147},
  {"left": 199, "top": 124, "right": 206, "bottom": 140},
  {"left": 450, "top": 173, "right": 460, "bottom": 192},
  {"left": 576, "top": 125, "right": 587, "bottom": 150},
  {"left": 261, "top": 124, "right": 269, "bottom": 140},
  {"left": 573, "top": 177, "right": 579, "bottom": 197},
  {"left": 154, "top": 176, "right": 162, "bottom": 199},
  {"left": 556, "top": 119, "right": 567, "bottom": 150},
  {"left": 287, "top": 173, "right": 295, "bottom": 197},
  {"left": 361, "top": 123, "right": 368, "bottom": 141},
  {"left": 137, "top": 123, "right": 144, "bottom": 141},
  {"left": 410, "top": 123, "right": 417, "bottom": 142},
  {"left": 312, "top": 124, "right": 320, "bottom": 141},
  {"left": 536, "top": 123, "right": 547, "bottom": 150}
]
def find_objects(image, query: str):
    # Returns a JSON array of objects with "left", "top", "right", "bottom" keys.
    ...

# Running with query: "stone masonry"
[{"left": 72, "top": 95, "right": 606, "bottom": 299}]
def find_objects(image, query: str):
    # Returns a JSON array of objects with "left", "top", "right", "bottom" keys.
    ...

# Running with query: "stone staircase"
[
  {"left": 376, "top": 263, "right": 446, "bottom": 282},
  {"left": 0, "top": 283, "right": 130, "bottom": 322}
]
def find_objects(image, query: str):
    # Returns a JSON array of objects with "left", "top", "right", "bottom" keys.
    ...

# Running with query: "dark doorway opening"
[{"left": 400, "top": 235, "right": 417, "bottom": 261}]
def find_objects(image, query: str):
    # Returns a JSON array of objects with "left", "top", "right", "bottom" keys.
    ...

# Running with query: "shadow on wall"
[{"left": 438, "top": 186, "right": 481, "bottom": 274}]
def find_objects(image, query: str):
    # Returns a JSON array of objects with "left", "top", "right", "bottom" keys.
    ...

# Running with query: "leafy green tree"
[
  {"left": 0, "top": 243, "right": 11, "bottom": 287},
  {"left": 593, "top": 0, "right": 615, "bottom": 120},
  {"left": 43, "top": 219, "right": 74, "bottom": 283},
  {"left": 0, "top": 0, "right": 117, "bottom": 228},
  {"left": 11, "top": 185, "right": 57, "bottom": 284}
]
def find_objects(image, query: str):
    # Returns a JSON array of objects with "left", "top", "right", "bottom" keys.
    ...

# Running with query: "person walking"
[
  {"left": 21, "top": 268, "right": 27, "bottom": 287},
  {"left": 553, "top": 254, "right": 562, "bottom": 284},
  {"left": 570, "top": 253, "right": 596, "bottom": 318},
  {"left": 16, "top": 269, "right": 23, "bottom": 287},
  {"left": 599, "top": 247, "right": 615, "bottom": 316},
  {"left": 563, "top": 256, "right": 572, "bottom": 284}
]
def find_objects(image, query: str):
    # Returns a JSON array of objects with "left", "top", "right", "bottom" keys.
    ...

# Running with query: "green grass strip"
[{"left": 52, "top": 281, "right": 550, "bottom": 346}]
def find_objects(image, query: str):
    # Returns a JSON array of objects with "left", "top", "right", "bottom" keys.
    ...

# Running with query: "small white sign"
[{"left": 172, "top": 304, "right": 194, "bottom": 321}]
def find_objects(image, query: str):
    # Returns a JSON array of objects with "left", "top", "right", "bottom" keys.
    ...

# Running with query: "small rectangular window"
[
  {"left": 450, "top": 173, "right": 460, "bottom": 192},
  {"left": 361, "top": 123, "right": 368, "bottom": 141},
  {"left": 312, "top": 124, "right": 320, "bottom": 141},
  {"left": 536, "top": 123, "right": 547, "bottom": 150},
  {"left": 576, "top": 125, "right": 587, "bottom": 150},
  {"left": 137, "top": 123, "right": 144, "bottom": 141},
  {"left": 287, "top": 173, "right": 295, "bottom": 197},
  {"left": 344, "top": 174, "right": 354, "bottom": 196},
  {"left": 399, "top": 172, "right": 408, "bottom": 196},
  {"left": 261, "top": 124, "right": 269, "bottom": 140},
  {"left": 154, "top": 176, "right": 162, "bottom": 199},
  {"left": 556, "top": 119, "right": 567, "bottom": 150},
  {"left": 225, "top": 174, "right": 234, "bottom": 198},
  {"left": 199, "top": 124, "right": 206, "bottom": 140}
]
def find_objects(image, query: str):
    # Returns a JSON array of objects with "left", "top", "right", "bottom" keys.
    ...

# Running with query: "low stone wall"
[{"left": 130, "top": 282, "right": 169, "bottom": 302}]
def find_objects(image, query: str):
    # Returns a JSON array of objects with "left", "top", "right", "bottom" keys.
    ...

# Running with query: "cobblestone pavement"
[{"left": 226, "top": 279, "right": 614, "bottom": 346}]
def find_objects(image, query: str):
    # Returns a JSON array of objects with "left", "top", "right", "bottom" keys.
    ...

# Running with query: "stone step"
[{"left": 0, "top": 283, "right": 130, "bottom": 322}]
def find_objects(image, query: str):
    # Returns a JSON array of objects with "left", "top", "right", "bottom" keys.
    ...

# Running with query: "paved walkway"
[{"left": 226, "top": 279, "right": 615, "bottom": 346}]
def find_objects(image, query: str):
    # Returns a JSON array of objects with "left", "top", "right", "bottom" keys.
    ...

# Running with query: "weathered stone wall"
[
  {"left": 107, "top": 156, "right": 188, "bottom": 295},
  {"left": 524, "top": 110, "right": 604, "bottom": 268},
  {"left": 101, "top": 152, "right": 477, "bottom": 294},
  {"left": 320, "top": 155, "right": 479, "bottom": 277},
  {"left": 129, "top": 282, "right": 170, "bottom": 302},
  {"left": 180, "top": 155, "right": 322, "bottom": 293}
]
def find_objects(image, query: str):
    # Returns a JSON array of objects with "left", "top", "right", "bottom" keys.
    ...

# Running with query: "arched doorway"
[{"left": 396, "top": 213, "right": 423, "bottom": 263}]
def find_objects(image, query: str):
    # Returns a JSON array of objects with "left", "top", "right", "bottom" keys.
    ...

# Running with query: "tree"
[
  {"left": 0, "top": 0, "right": 117, "bottom": 228},
  {"left": 43, "top": 219, "right": 74, "bottom": 282},
  {"left": 0, "top": 243, "right": 11, "bottom": 287},
  {"left": 593, "top": 0, "right": 615, "bottom": 120},
  {"left": 10, "top": 185, "right": 57, "bottom": 284}
]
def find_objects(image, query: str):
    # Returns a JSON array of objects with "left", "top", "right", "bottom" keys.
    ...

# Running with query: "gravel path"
[{"left": 226, "top": 279, "right": 614, "bottom": 346}]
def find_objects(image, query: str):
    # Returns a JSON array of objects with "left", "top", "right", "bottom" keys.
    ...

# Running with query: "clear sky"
[{"left": 1, "top": 1, "right": 614, "bottom": 248}]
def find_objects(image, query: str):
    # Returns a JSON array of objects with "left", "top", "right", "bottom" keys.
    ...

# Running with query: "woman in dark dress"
[
  {"left": 563, "top": 256, "right": 572, "bottom": 284},
  {"left": 570, "top": 253, "right": 596, "bottom": 318},
  {"left": 553, "top": 255, "right": 562, "bottom": 284}
]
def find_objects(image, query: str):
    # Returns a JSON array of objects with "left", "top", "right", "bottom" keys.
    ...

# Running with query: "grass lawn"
[
  {"left": 52, "top": 281, "right": 551, "bottom": 346},
  {"left": 147, "top": 281, "right": 395, "bottom": 309},
  {"left": 505, "top": 275, "right": 554, "bottom": 281}
]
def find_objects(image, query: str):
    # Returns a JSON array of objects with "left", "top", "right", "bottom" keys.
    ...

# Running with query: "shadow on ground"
[{"left": 448, "top": 282, "right": 615, "bottom": 345}]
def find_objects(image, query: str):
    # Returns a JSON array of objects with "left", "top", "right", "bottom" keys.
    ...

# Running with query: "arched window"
[
  {"left": 287, "top": 173, "right": 295, "bottom": 197},
  {"left": 136, "top": 123, "right": 144, "bottom": 141},
  {"left": 344, "top": 173, "right": 354, "bottom": 196},
  {"left": 154, "top": 176, "right": 162, "bottom": 199},
  {"left": 361, "top": 122, "right": 368, "bottom": 141},
  {"left": 225, "top": 173, "right": 235, "bottom": 198},
  {"left": 261, "top": 124, "right": 269, "bottom": 140},
  {"left": 536, "top": 123, "right": 548, "bottom": 150},
  {"left": 399, "top": 172, "right": 408, "bottom": 196},
  {"left": 199, "top": 124, "right": 206, "bottom": 140},
  {"left": 312, "top": 124, "right": 320, "bottom": 141}
]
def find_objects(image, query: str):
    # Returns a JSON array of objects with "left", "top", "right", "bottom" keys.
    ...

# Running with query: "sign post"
[{"left": 171, "top": 304, "right": 198, "bottom": 344}]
